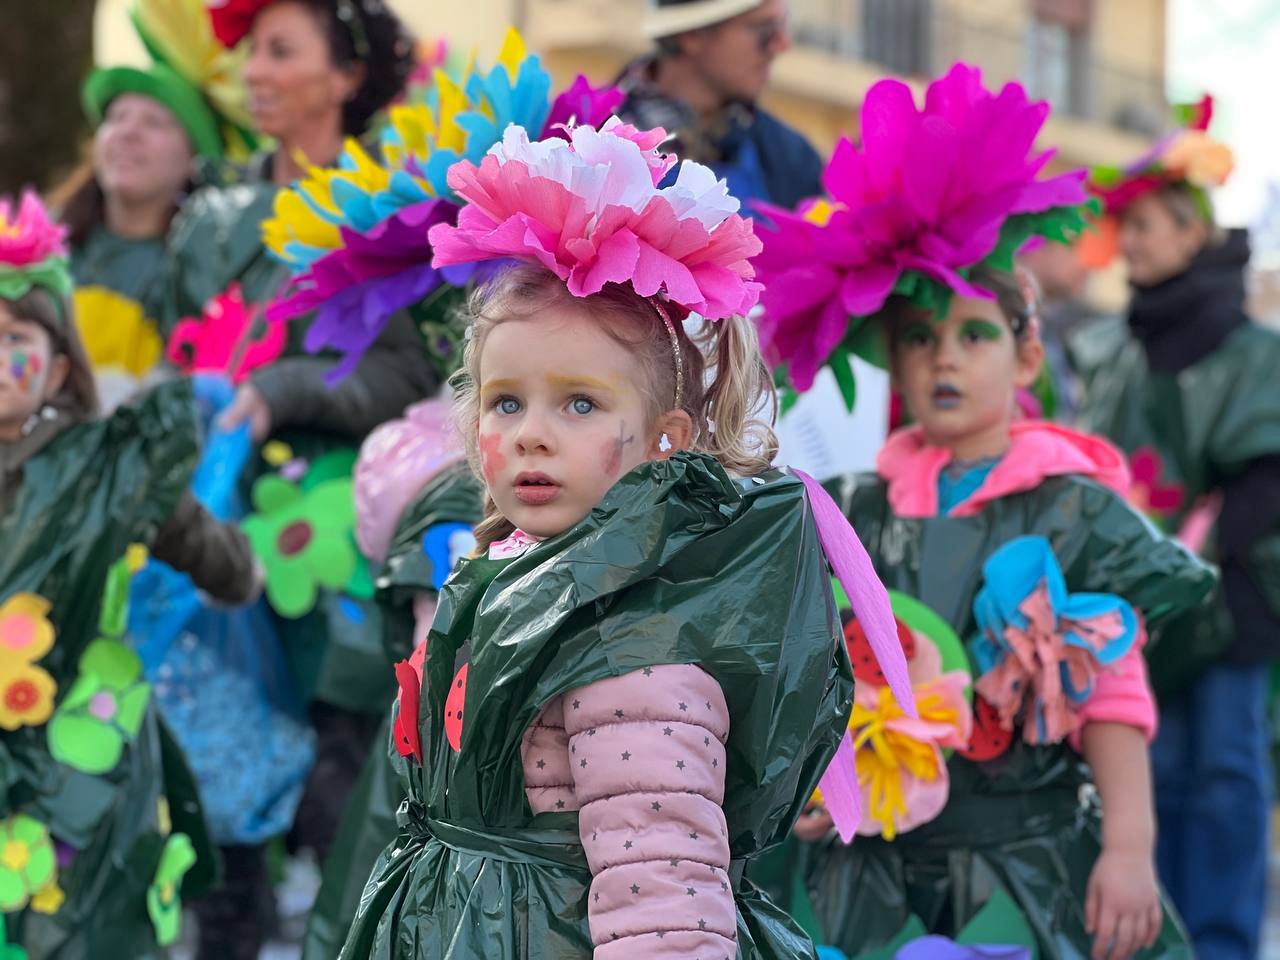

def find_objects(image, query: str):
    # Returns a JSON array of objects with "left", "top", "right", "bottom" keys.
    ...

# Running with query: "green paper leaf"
[
  {"left": 48, "top": 711, "right": 124, "bottom": 775},
  {"left": 830, "top": 347, "right": 858, "bottom": 412},
  {"left": 79, "top": 639, "right": 142, "bottom": 690},
  {"left": 250, "top": 475, "right": 303, "bottom": 515},
  {"left": 98, "top": 558, "right": 132, "bottom": 639},
  {"left": 301, "top": 450, "right": 358, "bottom": 491},
  {"left": 955, "top": 888, "right": 1038, "bottom": 957},
  {"left": 264, "top": 558, "right": 319, "bottom": 620},
  {"left": 148, "top": 833, "right": 196, "bottom": 947},
  {"left": 0, "top": 870, "right": 25, "bottom": 912},
  {"left": 779, "top": 385, "right": 798, "bottom": 416},
  {"left": 308, "top": 535, "right": 357, "bottom": 594},
  {"left": 346, "top": 551, "right": 376, "bottom": 600},
  {"left": 114, "top": 683, "right": 152, "bottom": 739}
]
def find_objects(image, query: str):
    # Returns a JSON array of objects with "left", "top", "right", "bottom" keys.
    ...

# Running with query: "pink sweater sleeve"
[
  {"left": 564, "top": 664, "right": 735, "bottom": 960},
  {"left": 1069, "top": 628, "right": 1157, "bottom": 751}
]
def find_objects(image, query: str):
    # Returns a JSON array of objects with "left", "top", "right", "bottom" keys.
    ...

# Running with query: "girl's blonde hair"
[{"left": 451, "top": 264, "right": 779, "bottom": 549}]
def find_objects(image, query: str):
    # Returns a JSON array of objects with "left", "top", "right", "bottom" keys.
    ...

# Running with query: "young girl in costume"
[
  {"left": 337, "top": 116, "right": 913, "bottom": 959},
  {"left": 753, "top": 65, "right": 1215, "bottom": 960},
  {"left": 1073, "top": 97, "right": 1280, "bottom": 960},
  {"left": 0, "top": 191, "right": 258, "bottom": 954}
]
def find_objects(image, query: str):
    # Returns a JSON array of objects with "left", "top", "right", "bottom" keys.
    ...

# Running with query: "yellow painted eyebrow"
[
  {"left": 545, "top": 373, "right": 618, "bottom": 394},
  {"left": 479, "top": 378, "right": 520, "bottom": 401}
]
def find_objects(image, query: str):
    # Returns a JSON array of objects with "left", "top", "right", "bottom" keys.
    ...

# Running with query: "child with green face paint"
[
  {"left": 753, "top": 65, "right": 1216, "bottom": 960},
  {"left": 0, "top": 190, "right": 261, "bottom": 954}
]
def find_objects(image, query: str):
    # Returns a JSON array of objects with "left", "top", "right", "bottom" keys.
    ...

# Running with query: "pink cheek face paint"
[
  {"left": 479, "top": 432, "right": 506, "bottom": 487},
  {"left": 8, "top": 352, "right": 42, "bottom": 393},
  {"left": 601, "top": 423, "right": 636, "bottom": 478}
]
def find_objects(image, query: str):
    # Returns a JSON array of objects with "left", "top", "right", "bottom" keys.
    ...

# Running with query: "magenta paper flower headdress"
[
  {"left": 0, "top": 191, "right": 73, "bottom": 309},
  {"left": 752, "top": 63, "right": 1094, "bottom": 397},
  {"left": 428, "top": 115, "right": 763, "bottom": 321}
]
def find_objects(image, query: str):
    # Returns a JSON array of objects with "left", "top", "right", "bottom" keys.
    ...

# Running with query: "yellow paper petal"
[
  {"left": 30, "top": 880, "right": 64, "bottom": 915},
  {"left": 0, "top": 594, "right": 55, "bottom": 663},
  {"left": 125, "top": 544, "right": 150, "bottom": 574},
  {"left": 262, "top": 441, "right": 294, "bottom": 467}
]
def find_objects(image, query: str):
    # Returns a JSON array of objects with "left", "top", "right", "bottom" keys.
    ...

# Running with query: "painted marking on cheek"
[
  {"left": 479, "top": 433, "right": 506, "bottom": 486},
  {"left": 602, "top": 422, "right": 636, "bottom": 477},
  {"left": 8, "top": 352, "right": 40, "bottom": 392}
]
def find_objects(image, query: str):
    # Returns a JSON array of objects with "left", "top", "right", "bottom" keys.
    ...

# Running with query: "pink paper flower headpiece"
[
  {"left": 428, "top": 116, "right": 764, "bottom": 321},
  {"left": 751, "top": 63, "right": 1094, "bottom": 395},
  {"left": 0, "top": 191, "right": 73, "bottom": 308}
]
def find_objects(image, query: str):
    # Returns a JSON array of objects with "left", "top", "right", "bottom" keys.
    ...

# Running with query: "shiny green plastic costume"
[
  {"left": 303, "top": 461, "right": 485, "bottom": 960},
  {"left": 163, "top": 156, "right": 442, "bottom": 712},
  {"left": 789, "top": 471, "right": 1215, "bottom": 960},
  {"left": 0, "top": 382, "right": 215, "bottom": 957},
  {"left": 1071, "top": 316, "right": 1280, "bottom": 696},
  {"left": 339, "top": 454, "right": 854, "bottom": 959}
]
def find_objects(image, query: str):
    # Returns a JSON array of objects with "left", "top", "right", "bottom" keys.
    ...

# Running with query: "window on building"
[
  {"left": 863, "top": 0, "right": 934, "bottom": 76},
  {"left": 1025, "top": 0, "right": 1093, "bottom": 117}
]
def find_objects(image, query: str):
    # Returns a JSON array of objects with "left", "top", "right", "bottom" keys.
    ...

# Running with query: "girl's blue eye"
[
  {"left": 497, "top": 397, "right": 520, "bottom": 415},
  {"left": 570, "top": 397, "right": 595, "bottom": 415}
]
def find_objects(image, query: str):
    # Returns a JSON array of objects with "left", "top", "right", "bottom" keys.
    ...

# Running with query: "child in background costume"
[
  {"left": 753, "top": 65, "right": 1215, "bottom": 960},
  {"left": 1072, "top": 97, "right": 1280, "bottom": 960},
  {"left": 339, "top": 117, "right": 914, "bottom": 959},
  {"left": 0, "top": 191, "right": 259, "bottom": 954}
]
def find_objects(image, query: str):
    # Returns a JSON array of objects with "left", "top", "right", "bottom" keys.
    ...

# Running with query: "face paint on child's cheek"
[
  {"left": 479, "top": 432, "right": 506, "bottom": 486},
  {"left": 8, "top": 352, "right": 42, "bottom": 393},
  {"left": 602, "top": 422, "right": 636, "bottom": 478}
]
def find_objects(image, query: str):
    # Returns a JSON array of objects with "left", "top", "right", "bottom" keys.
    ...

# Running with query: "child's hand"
[
  {"left": 218, "top": 383, "right": 272, "bottom": 443},
  {"left": 792, "top": 803, "right": 834, "bottom": 842},
  {"left": 1085, "top": 846, "right": 1162, "bottom": 960}
]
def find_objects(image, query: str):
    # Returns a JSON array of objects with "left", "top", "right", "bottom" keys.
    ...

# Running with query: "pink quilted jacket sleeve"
[
  {"left": 564, "top": 664, "right": 734, "bottom": 960},
  {"left": 1069, "top": 627, "right": 1158, "bottom": 751}
]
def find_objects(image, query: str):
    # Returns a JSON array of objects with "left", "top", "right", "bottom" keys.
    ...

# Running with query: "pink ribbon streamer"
[{"left": 794, "top": 469, "right": 917, "bottom": 843}]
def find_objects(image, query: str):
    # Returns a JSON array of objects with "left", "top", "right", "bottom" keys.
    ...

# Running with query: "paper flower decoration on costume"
[
  {"left": 48, "top": 639, "right": 152, "bottom": 774},
  {"left": 0, "top": 815, "right": 59, "bottom": 913},
  {"left": 752, "top": 63, "right": 1093, "bottom": 394},
  {"left": 896, "top": 940, "right": 1030, "bottom": 960},
  {"left": 242, "top": 473, "right": 358, "bottom": 618},
  {"left": 430, "top": 116, "right": 763, "bottom": 319},
  {"left": 841, "top": 592, "right": 971, "bottom": 840},
  {"left": 147, "top": 832, "right": 197, "bottom": 946},
  {"left": 971, "top": 536, "right": 1138, "bottom": 746},
  {"left": 1127, "top": 446, "right": 1185, "bottom": 519},
  {"left": 1082, "top": 96, "right": 1232, "bottom": 267},
  {"left": 0, "top": 191, "right": 73, "bottom": 303},
  {"left": 205, "top": 0, "right": 270, "bottom": 48},
  {"left": 263, "top": 29, "right": 622, "bottom": 382},
  {"left": 74, "top": 287, "right": 165, "bottom": 378},
  {"left": 166, "top": 282, "right": 285, "bottom": 383},
  {"left": 0, "top": 594, "right": 58, "bottom": 733}
]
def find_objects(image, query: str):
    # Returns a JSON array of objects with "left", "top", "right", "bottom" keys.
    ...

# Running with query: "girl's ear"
[
  {"left": 1013, "top": 335, "right": 1045, "bottom": 390},
  {"left": 647, "top": 409, "right": 695, "bottom": 460}
]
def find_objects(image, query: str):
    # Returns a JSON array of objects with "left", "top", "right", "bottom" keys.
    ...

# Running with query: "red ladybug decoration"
[
  {"left": 843, "top": 615, "right": 916, "bottom": 685},
  {"left": 958, "top": 694, "right": 1014, "bottom": 762},
  {"left": 444, "top": 663, "right": 469, "bottom": 753}
]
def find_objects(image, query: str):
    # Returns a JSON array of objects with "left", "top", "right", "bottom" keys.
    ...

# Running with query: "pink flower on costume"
[
  {"left": 0, "top": 192, "right": 68, "bottom": 267},
  {"left": 752, "top": 63, "right": 1090, "bottom": 390},
  {"left": 429, "top": 117, "right": 762, "bottom": 319},
  {"left": 849, "top": 630, "right": 971, "bottom": 840},
  {"left": 166, "top": 283, "right": 285, "bottom": 383},
  {"left": 1127, "top": 446, "right": 1185, "bottom": 518}
]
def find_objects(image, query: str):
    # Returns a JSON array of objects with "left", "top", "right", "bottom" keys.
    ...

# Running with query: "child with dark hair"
[
  {"left": 754, "top": 66, "right": 1215, "bottom": 960},
  {"left": 0, "top": 192, "right": 257, "bottom": 954}
]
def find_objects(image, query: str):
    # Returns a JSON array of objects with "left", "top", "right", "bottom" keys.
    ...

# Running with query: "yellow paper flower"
[
  {"left": 73, "top": 287, "right": 164, "bottom": 378},
  {"left": 0, "top": 664, "right": 56, "bottom": 731},
  {"left": 0, "top": 594, "right": 55, "bottom": 664},
  {"left": 30, "top": 879, "right": 64, "bottom": 915},
  {"left": 1162, "top": 130, "right": 1235, "bottom": 189}
]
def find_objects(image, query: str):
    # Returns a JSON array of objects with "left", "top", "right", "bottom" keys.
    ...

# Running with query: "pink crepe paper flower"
[
  {"left": 429, "top": 117, "right": 762, "bottom": 319},
  {"left": 1127, "top": 446, "right": 1185, "bottom": 517},
  {"left": 752, "top": 63, "right": 1090, "bottom": 390},
  {"left": 167, "top": 282, "right": 285, "bottom": 384},
  {"left": 0, "top": 191, "right": 68, "bottom": 268}
]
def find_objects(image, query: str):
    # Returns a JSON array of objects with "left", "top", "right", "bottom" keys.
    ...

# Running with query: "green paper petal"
[
  {"left": 0, "top": 870, "right": 25, "bottom": 912},
  {"left": 9, "top": 816, "right": 47, "bottom": 848},
  {"left": 146, "top": 887, "right": 182, "bottom": 946},
  {"left": 57, "top": 674, "right": 101, "bottom": 713},
  {"left": 244, "top": 521, "right": 287, "bottom": 567},
  {"left": 48, "top": 711, "right": 124, "bottom": 775},
  {"left": 307, "top": 535, "right": 357, "bottom": 592},
  {"left": 156, "top": 833, "right": 197, "bottom": 883},
  {"left": 79, "top": 639, "right": 142, "bottom": 690},
  {"left": 251, "top": 475, "right": 303, "bottom": 515},
  {"left": 345, "top": 552, "right": 375, "bottom": 599},
  {"left": 306, "top": 480, "right": 357, "bottom": 531},
  {"left": 148, "top": 834, "right": 196, "bottom": 947},
  {"left": 265, "top": 561, "right": 319, "bottom": 619},
  {"left": 301, "top": 450, "right": 357, "bottom": 491},
  {"left": 113, "top": 683, "right": 151, "bottom": 739},
  {"left": 21, "top": 839, "right": 54, "bottom": 892},
  {"left": 98, "top": 558, "right": 133, "bottom": 639}
]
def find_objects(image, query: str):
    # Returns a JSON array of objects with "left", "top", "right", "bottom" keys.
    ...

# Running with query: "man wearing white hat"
[{"left": 618, "top": 0, "right": 823, "bottom": 209}]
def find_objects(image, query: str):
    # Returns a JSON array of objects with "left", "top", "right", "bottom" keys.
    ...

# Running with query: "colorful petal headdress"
[
  {"left": 752, "top": 63, "right": 1094, "bottom": 399},
  {"left": 0, "top": 192, "right": 73, "bottom": 311},
  {"left": 261, "top": 29, "right": 625, "bottom": 383},
  {"left": 207, "top": 0, "right": 371, "bottom": 54},
  {"left": 85, "top": 0, "right": 258, "bottom": 162},
  {"left": 1080, "top": 95, "right": 1232, "bottom": 267}
]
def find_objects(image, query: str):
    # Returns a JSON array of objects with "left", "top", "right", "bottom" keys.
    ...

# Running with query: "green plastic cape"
[
  {"left": 764, "top": 471, "right": 1213, "bottom": 960},
  {"left": 303, "top": 463, "right": 485, "bottom": 960},
  {"left": 339, "top": 453, "right": 854, "bottom": 959},
  {"left": 0, "top": 381, "right": 216, "bottom": 955},
  {"left": 1072, "top": 317, "right": 1280, "bottom": 689}
]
